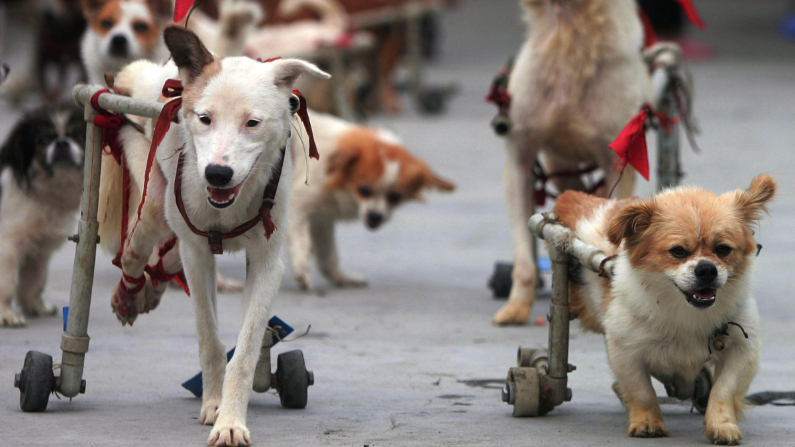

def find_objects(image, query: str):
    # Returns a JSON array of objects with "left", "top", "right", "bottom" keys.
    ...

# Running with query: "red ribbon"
[
  {"left": 292, "top": 87, "right": 319, "bottom": 159},
  {"left": 90, "top": 89, "right": 127, "bottom": 163},
  {"left": 174, "top": 0, "right": 193, "bottom": 22},
  {"left": 638, "top": 9, "right": 657, "bottom": 49},
  {"left": 675, "top": 0, "right": 707, "bottom": 30},
  {"left": 609, "top": 104, "right": 678, "bottom": 181}
]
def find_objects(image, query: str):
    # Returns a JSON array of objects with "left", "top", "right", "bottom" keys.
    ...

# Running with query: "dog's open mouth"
[
  {"left": 207, "top": 183, "right": 243, "bottom": 209},
  {"left": 681, "top": 288, "right": 717, "bottom": 308}
]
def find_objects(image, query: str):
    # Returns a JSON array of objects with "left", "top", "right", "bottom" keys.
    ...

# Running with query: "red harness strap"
[{"left": 144, "top": 237, "right": 190, "bottom": 294}]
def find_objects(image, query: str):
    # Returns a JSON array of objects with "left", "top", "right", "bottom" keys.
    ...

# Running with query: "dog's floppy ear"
[
  {"left": 272, "top": 59, "right": 330, "bottom": 95},
  {"left": 0, "top": 118, "right": 35, "bottom": 187},
  {"left": 734, "top": 174, "right": 776, "bottom": 224},
  {"left": 164, "top": 26, "right": 215, "bottom": 84},
  {"left": 326, "top": 145, "right": 361, "bottom": 178},
  {"left": 421, "top": 167, "right": 455, "bottom": 192},
  {"left": 607, "top": 199, "right": 656, "bottom": 247}
]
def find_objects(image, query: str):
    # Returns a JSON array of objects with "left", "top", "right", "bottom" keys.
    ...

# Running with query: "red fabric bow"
[
  {"left": 90, "top": 89, "right": 127, "bottom": 163},
  {"left": 609, "top": 104, "right": 678, "bottom": 181},
  {"left": 174, "top": 0, "right": 193, "bottom": 22}
]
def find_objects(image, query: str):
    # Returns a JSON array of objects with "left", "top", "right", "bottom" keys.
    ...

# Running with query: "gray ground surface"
[{"left": 2, "top": 0, "right": 795, "bottom": 445}]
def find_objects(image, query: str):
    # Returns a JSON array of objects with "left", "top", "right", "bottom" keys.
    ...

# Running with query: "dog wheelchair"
[
  {"left": 498, "top": 50, "right": 713, "bottom": 416},
  {"left": 488, "top": 45, "right": 695, "bottom": 299},
  {"left": 13, "top": 84, "right": 313, "bottom": 412}
]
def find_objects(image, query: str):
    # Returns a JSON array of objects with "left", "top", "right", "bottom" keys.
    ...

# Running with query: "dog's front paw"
[
  {"left": 208, "top": 419, "right": 251, "bottom": 447},
  {"left": 706, "top": 421, "right": 743, "bottom": 445},
  {"left": 20, "top": 299, "right": 57, "bottom": 317},
  {"left": 111, "top": 279, "right": 142, "bottom": 326},
  {"left": 200, "top": 399, "right": 221, "bottom": 426},
  {"left": 628, "top": 419, "right": 669, "bottom": 438},
  {"left": 142, "top": 277, "right": 167, "bottom": 314},
  {"left": 294, "top": 270, "right": 313, "bottom": 291},
  {"left": 0, "top": 306, "right": 26, "bottom": 327},
  {"left": 332, "top": 272, "right": 368, "bottom": 288},
  {"left": 493, "top": 302, "right": 530, "bottom": 325}
]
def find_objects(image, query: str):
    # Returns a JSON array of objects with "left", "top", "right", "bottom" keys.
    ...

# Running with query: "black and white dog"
[{"left": 0, "top": 104, "right": 85, "bottom": 327}]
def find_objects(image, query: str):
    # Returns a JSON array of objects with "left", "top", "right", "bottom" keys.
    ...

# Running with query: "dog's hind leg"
[
  {"left": 494, "top": 138, "right": 539, "bottom": 325},
  {"left": 17, "top": 245, "right": 58, "bottom": 318},
  {"left": 209, "top": 238, "right": 284, "bottom": 447},
  {"left": 312, "top": 219, "right": 367, "bottom": 288},
  {"left": 288, "top": 208, "right": 314, "bottom": 291},
  {"left": 181, "top": 240, "right": 226, "bottom": 427}
]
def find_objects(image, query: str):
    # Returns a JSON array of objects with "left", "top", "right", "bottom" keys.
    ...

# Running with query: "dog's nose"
[
  {"left": 366, "top": 211, "right": 384, "bottom": 229},
  {"left": 109, "top": 35, "right": 128, "bottom": 57},
  {"left": 205, "top": 164, "right": 234, "bottom": 187},
  {"left": 694, "top": 262, "right": 718, "bottom": 284},
  {"left": 50, "top": 140, "right": 73, "bottom": 164}
]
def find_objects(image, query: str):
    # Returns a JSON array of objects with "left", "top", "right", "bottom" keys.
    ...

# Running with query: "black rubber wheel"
[
  {"left": 276, "top": 350, "right": 309, "bottom": 409},
  {"left": 488, "top": 262, "right": 513, "bottom": 299},
  {"left": 693, "top": 368, "right": 712, "bottom": 414},
  {"left": 17, "top": 351, "right": 54, "bottom": 412},
  {"left": 417, "top": 88, "right": 448, "bottom": 114}
]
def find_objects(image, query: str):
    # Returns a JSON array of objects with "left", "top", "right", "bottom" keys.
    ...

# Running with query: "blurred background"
[{"left": 1, "top": 0, "right": 793, "bottom": 445}]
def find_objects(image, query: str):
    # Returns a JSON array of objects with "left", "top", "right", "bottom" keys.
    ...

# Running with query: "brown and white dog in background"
[
  {"left": 552, "top": 175, "right": 775, "bottom": 444},
  {"left": 494, "top": 0, "right": 654, "bottom": 325},
  {"left": 0, "top": 104, "right": 85, "bottom": 327},
  {"left": 288, "top": 110, "right": 455, "bottom": 291}
]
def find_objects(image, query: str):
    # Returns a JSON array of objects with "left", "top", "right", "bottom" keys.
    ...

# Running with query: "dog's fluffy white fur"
[
  {"left": 494, "top": 0, "right": 659, "bottom": 325},
  {"left": 552, "top": 175, "right": 776, "bottom": 444},
  {"left": 103, "top": 26, "right": 328, "bottom": 445}
]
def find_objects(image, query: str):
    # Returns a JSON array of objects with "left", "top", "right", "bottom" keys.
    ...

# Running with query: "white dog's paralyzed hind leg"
[
  {"left": 181, "top": 241, "right": 227, "bottom": 427},
  {"left": 705, "top": 325, "right": 760, "bottom": 446},
  {"left": 494, "top": 144, "right": 538, "bottom": 325},
  {"left": 209, "top": 241, "right": 284, "bottom": 447}
]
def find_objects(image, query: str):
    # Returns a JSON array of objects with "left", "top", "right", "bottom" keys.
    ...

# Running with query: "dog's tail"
[{"left": 279, "top": 0, "right": 347, "bottom": 31}]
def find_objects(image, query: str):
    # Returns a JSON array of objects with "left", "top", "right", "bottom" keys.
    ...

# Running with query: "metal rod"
[
  {"left": 73, "top": 84, "right": 164, "bottom": 119},
  {"left": 405, "top": 2, "right": 423, "bottom": 99},
  {"left": 59, "top": 103, "right": 104, "bottom": 398},
  {"left": 546, "top": 246, "right": 571, "bottom": 406},
  {"left": 656, "top": 87, "right": 681, "bottom": 190},
  {"left": 528, "top": 213, "right": 616, "bottom": 277}
]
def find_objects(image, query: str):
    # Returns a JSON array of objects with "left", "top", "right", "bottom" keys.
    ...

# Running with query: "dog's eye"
[
  {"left": 100, "top": 19, "right": 113, "bottom": 30},
  {"left": 386, "top": 191, "right": 402, "bottom": 205},
  {"left": 198, "top": 115, "right": 211, "bottom": 125},
  {"left": 715, "top": 244, "right": 733, "bottom": 257},
  {"left": 132, "top": 22, "right": 149, "bottom": 33},
  {"left": 358, "top": 186, "right": 373, "bottom": 198},
  {"left": 669, "top": 246, "right": 688, "bottom": 259},
  {"left": 246, "top": 119, "right": 260, "bottom": 128}
]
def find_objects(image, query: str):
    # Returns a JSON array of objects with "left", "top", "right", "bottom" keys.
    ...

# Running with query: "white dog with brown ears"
[
  {"left": 494, "top": 0, "right": 654, "bottom": 325},
  {"left": 102, "top": 26, "right": 329, "bottom": 445},
  {"left": 553, "top": 174, "right": 775, "bottom": 445}
]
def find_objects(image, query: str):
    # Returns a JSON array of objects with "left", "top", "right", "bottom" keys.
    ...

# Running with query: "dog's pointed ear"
[
  {"left": 164, "top": 26, "right": 215, "bottom": 84},
  {"left": 80, "top": 0, "right": 107, "bottom": 19},
  {"left": 272, "top": 59, "right": 330, "bottom": 95},
  {"left": 607, "top": 199, "right": 656, "bottom": 247},
  {"left": 734, "top": 174, "right": 776, "bottom": 224}
]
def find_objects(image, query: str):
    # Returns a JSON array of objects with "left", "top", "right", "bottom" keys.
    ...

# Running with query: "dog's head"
[
  {"left": 324, "top": 129, "right": 455, "bottom": 230},
  {"left": 81, "top": 0, "right": 171, "bottom": 64},
  {"left": 0, "top": 104, "right": 85, "bottom": 190},
  {"left": 164, "top": 26, "right": 329, "bottom": 209},
  {"left": 607, "top": 175, "right": 776, "bottom": 309}
]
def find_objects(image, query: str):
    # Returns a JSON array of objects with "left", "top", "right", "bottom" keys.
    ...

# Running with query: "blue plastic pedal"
[
  {"left": 538, "top": 257, "right": 551, "bottom": 273},
  {"left": 181, "top": 316, "right": 294, "bottom": 397},
  {"left": 63, "top": 307, "right": 69, "bottom": 331}
]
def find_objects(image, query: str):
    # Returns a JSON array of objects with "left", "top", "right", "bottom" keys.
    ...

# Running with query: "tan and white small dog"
[
  {"left": 80, "top": 0, "right": 261, "bottom": 85},
  {"left": 288, "top": 110, "right": 455, "bottom": 291},
  {"left": 104, "top": 26, "right": 328, "bottom": 445},
  {"left": 553, "top": 175, "right": 776, "bottom": 445},
  {"left": 494, "top": 0, "right": 654, "bottom": 325}
]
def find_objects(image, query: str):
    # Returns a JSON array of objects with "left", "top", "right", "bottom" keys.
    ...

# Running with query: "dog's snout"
[
  {"left": 205, "top": 164, "right": 234, "bottom": 187},
  {"left": 366, "top": 211, "right": 384, "bottom": 229},
  {"left": 50, "top": 140, "right": 73, "bottom": 164},
  {"left": 694, "top": 262, "right": 718, "bottom": 284},
  {"left": 109, "top": 35, "right": 128, "bottom": 57}
]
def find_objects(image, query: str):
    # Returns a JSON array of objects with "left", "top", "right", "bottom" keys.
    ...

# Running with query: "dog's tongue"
[
  {"left": 208, "top": 187, "right": 234, "bottom": 203},
  {"left": 693, "top": 288, "right": 716, "bottom": 300}
]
